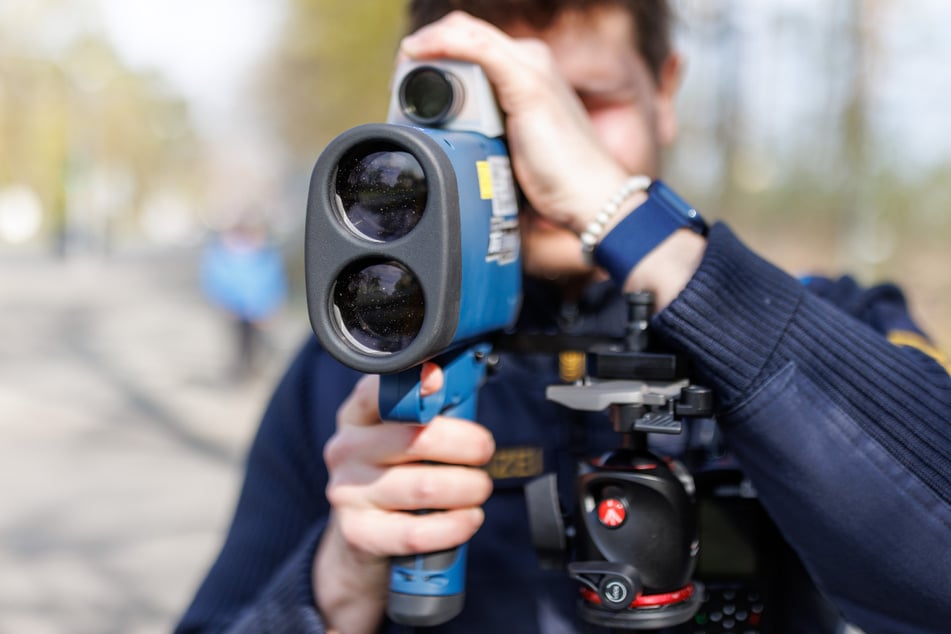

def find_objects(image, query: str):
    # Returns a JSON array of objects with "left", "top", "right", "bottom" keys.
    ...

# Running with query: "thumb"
[{"left": 419, "top": 362, "right": 444, "bottom": 397}]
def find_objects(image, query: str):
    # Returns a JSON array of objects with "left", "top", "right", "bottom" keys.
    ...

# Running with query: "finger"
[
  {"left": 333, "top": 463, "right": 494, "bottom": 512},
  {"left": 337, "top": 374, "right": 381, "bottom": 428},
  {"left": 338, "top": 364, "right": 445, "bottom": 430},
  {"left": 401, "top": 11, "right": 504, "bottom": 59},
  {"left": 403, "top": 415, "right": 495, "bottom": 465},
  {"left": 324, "top": 416, "right": 496, "bottom": 470},
  {"left": 419, "top": 362, "right": 444, "bottom": 397},
  {"left": 337, "top": 507, "right": 486, "bottom": 558},
  {"left": 400, "top": 11, "right": 531, "bottom": 86}
]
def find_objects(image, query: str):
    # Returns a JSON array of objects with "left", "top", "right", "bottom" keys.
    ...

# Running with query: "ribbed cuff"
[{"left": 652, "top": 222, "right": 805, "bottom": 410}]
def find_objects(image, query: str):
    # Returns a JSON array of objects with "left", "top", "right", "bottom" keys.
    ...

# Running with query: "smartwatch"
[{"left": 594, "top": 179, "right": 707, "bottom": 286}]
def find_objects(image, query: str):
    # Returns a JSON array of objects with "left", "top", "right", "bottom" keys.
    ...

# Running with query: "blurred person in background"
[
  {"left": 177, "top": 1, "right": 951, "bottom": 632},
  {"left": 199, "top": 214, "right": 288, "bottom": 382}
]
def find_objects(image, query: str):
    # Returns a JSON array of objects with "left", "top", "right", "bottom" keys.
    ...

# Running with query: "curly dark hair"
[{"left": 407, "top": 0, "right": 673, "bottom": 85}]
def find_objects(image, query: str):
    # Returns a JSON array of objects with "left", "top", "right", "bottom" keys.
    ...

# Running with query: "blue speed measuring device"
[{"left": 305, "top": 60, "right": 521, "bottom": 626}]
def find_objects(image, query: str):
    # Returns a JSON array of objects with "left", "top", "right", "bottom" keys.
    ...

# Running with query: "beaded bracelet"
[{"left": 579, "top": 175, "right": 652, "bottom": 265}]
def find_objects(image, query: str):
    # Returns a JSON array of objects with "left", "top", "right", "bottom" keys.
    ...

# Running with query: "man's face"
[{"left": 504, "top": 6, "right": 681, "bottom": 282}]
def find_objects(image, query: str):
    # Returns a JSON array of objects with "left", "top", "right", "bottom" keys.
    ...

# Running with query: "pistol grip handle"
[{"left": 387, "top": 545, "right": 467, "bottom": 626}]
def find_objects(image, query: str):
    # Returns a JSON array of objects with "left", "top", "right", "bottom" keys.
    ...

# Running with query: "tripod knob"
[
  {"left": 675, "top": 384, "right": 714, "bottom": 417},
  {"left": 567, "top": 561, "right": 642, "bottom": 610}
]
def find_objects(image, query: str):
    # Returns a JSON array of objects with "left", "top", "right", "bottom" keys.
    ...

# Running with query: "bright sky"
[
  {"left": 94, "top": 0, "right": 282, "bottom": 131},
  {"left": 675, "top": 0, "right": 951, "bottom": 177}
]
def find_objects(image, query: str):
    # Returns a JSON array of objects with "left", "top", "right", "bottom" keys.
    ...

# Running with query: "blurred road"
[{"left": 0, "top": 247, "right": 309, "bottom": 634}]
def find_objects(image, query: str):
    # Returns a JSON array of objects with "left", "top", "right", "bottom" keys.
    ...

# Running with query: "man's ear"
[{"left": 655, "top": 52, "right": 684, "bottom": 147}]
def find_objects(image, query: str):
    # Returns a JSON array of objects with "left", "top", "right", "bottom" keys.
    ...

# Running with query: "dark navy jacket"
[{"left": 177, "top": 224, "right": 951, "bottom": 633}]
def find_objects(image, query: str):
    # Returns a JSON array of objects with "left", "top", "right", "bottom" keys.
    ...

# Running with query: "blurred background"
[{"left": 1, "top": 0, "right": 948, "bottom": 632}]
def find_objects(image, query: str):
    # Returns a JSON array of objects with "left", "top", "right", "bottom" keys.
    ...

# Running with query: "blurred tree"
[
  {"left": 257, "top": 0, "right": 408, "bottom": 167},
  {"left": 0, "top": 28, "right": 198, "bottom": 252},
  {"left": 669, "top": 0, "right": 949, "bottom": 350},
  {"left": 0, "top": 57, "right": 68, "bottom": 227},
  {"left": 837, "top": 0, "right": 890, "bottom": 281}
]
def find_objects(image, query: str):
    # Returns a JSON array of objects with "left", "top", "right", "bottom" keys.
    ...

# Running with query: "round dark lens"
[
  {"left": 401, "top": 67, "right": 454, "bottom": 123},
  {"left": 332, "top": 260, "right": 424, "bottom": 353},
  {"left": 336, "top": 149, "right": 427, "bottom": 242}
]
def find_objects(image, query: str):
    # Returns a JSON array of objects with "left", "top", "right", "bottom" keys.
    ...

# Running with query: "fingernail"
[
  {"left": 400, "top": 34, "right": 420, "bottom": 57},
  {"left": 461, "top": 508, "right": 482, "bottom": 528}
]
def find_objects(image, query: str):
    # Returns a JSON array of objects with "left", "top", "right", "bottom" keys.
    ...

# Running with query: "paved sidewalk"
[{"left": 0, "top": 247, "right": 309, "bottom": 634}]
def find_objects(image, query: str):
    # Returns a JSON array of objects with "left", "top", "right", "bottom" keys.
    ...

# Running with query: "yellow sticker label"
[{"left": 476, "top": 160, "right": 493, "bottom": 200}]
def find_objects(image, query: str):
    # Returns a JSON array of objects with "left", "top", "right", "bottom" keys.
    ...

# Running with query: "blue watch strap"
[{"left": 593, "top": 180, "right": 707, "bottom": 287}]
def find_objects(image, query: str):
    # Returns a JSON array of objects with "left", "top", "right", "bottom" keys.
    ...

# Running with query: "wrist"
[
  {"left": 621, "top": 228, "right": 706, "bottom": 312},
  {"left": 314, "top": 515, "right": 388, "bottom": 633}
]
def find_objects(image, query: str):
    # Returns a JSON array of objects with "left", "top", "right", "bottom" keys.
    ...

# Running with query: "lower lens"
[
  {"left": 400, "top": 67, "right": 456, "bottom": 124},
  {"left": 336, "top": 147, "right": 427, "bottom": 242},
  {"left": 332, "top": 259, "right": 424, "bottom": 354}
]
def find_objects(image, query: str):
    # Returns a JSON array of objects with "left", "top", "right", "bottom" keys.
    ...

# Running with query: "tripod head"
[{"left": 526, "top": 291, "right": 714, "bottom": 630}]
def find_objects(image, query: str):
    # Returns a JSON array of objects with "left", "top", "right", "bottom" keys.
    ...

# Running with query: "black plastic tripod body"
[{"left": 527, "top": 292, "right": 714, "bottom": 630}]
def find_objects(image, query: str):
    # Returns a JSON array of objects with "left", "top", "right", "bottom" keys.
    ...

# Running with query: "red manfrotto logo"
[{"left": 597, "top": 498, "right": 626, "bottom": 528}]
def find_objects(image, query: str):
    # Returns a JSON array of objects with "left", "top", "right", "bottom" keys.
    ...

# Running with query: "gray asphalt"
[{"left": 0, "top": 247, "right": 310, "bottom": 634}]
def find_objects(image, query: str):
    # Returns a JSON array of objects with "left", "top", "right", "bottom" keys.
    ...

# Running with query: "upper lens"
[
  {"left": 332, "top": 259, "right": 425, "bottom": 354},
  {"left": 336, "top": 146, "right": 427, "bottom": 242},
  {"left": 400, "top": 67, "right": 456, "bottom": 124}
]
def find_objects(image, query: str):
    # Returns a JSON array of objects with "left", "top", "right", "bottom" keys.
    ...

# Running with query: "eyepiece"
[
  {"left": 332, "top": 259, "right": 425, "bottom": 354},
  {"left": 399, "top": 66, "right": 462, "bottom": 126},
  {"left": 335, "top": 145, "right": 427, "bottom": 242}
]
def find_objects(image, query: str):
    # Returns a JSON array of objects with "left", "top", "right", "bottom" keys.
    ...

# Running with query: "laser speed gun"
[{"left": 305, "top": 61, "right": 521, "bottom": 625}]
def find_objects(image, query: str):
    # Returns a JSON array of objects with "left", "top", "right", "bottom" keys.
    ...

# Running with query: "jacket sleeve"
[
  {"left": 174, "top": 337, "right": 361, "bottom": 633},
  {"left": 653, "top": 223, "right": 951, "bottom": 633}
]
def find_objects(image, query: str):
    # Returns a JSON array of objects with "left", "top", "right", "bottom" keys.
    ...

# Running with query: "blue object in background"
[
  {"left": 200, "top": 223, "right": 288, "bottom": 379},
  {"left": 200, "top": 230, "right": 287, "bottom": 323}
]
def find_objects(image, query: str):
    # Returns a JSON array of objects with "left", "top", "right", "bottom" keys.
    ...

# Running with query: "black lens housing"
[
  {"left": 399, "top": 66, "right": 461, "bottom": 126},
  {"left": 332, "top": 258, "right": 425, "bottom": 354},
  {"left": 306, "top": 124, "right": 462, "bottom": 374},
  {"left": 335, "top": 146, "right": 427, "bottom": 243}
]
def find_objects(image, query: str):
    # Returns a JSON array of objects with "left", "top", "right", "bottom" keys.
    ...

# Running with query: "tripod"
[{"left": 526, "top": 292, "right": 714, "bottom": 630}]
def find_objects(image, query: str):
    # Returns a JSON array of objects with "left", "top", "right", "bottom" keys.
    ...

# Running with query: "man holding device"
[{"left": 176, "top": 2, "right": 951, "bottom": 633}]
